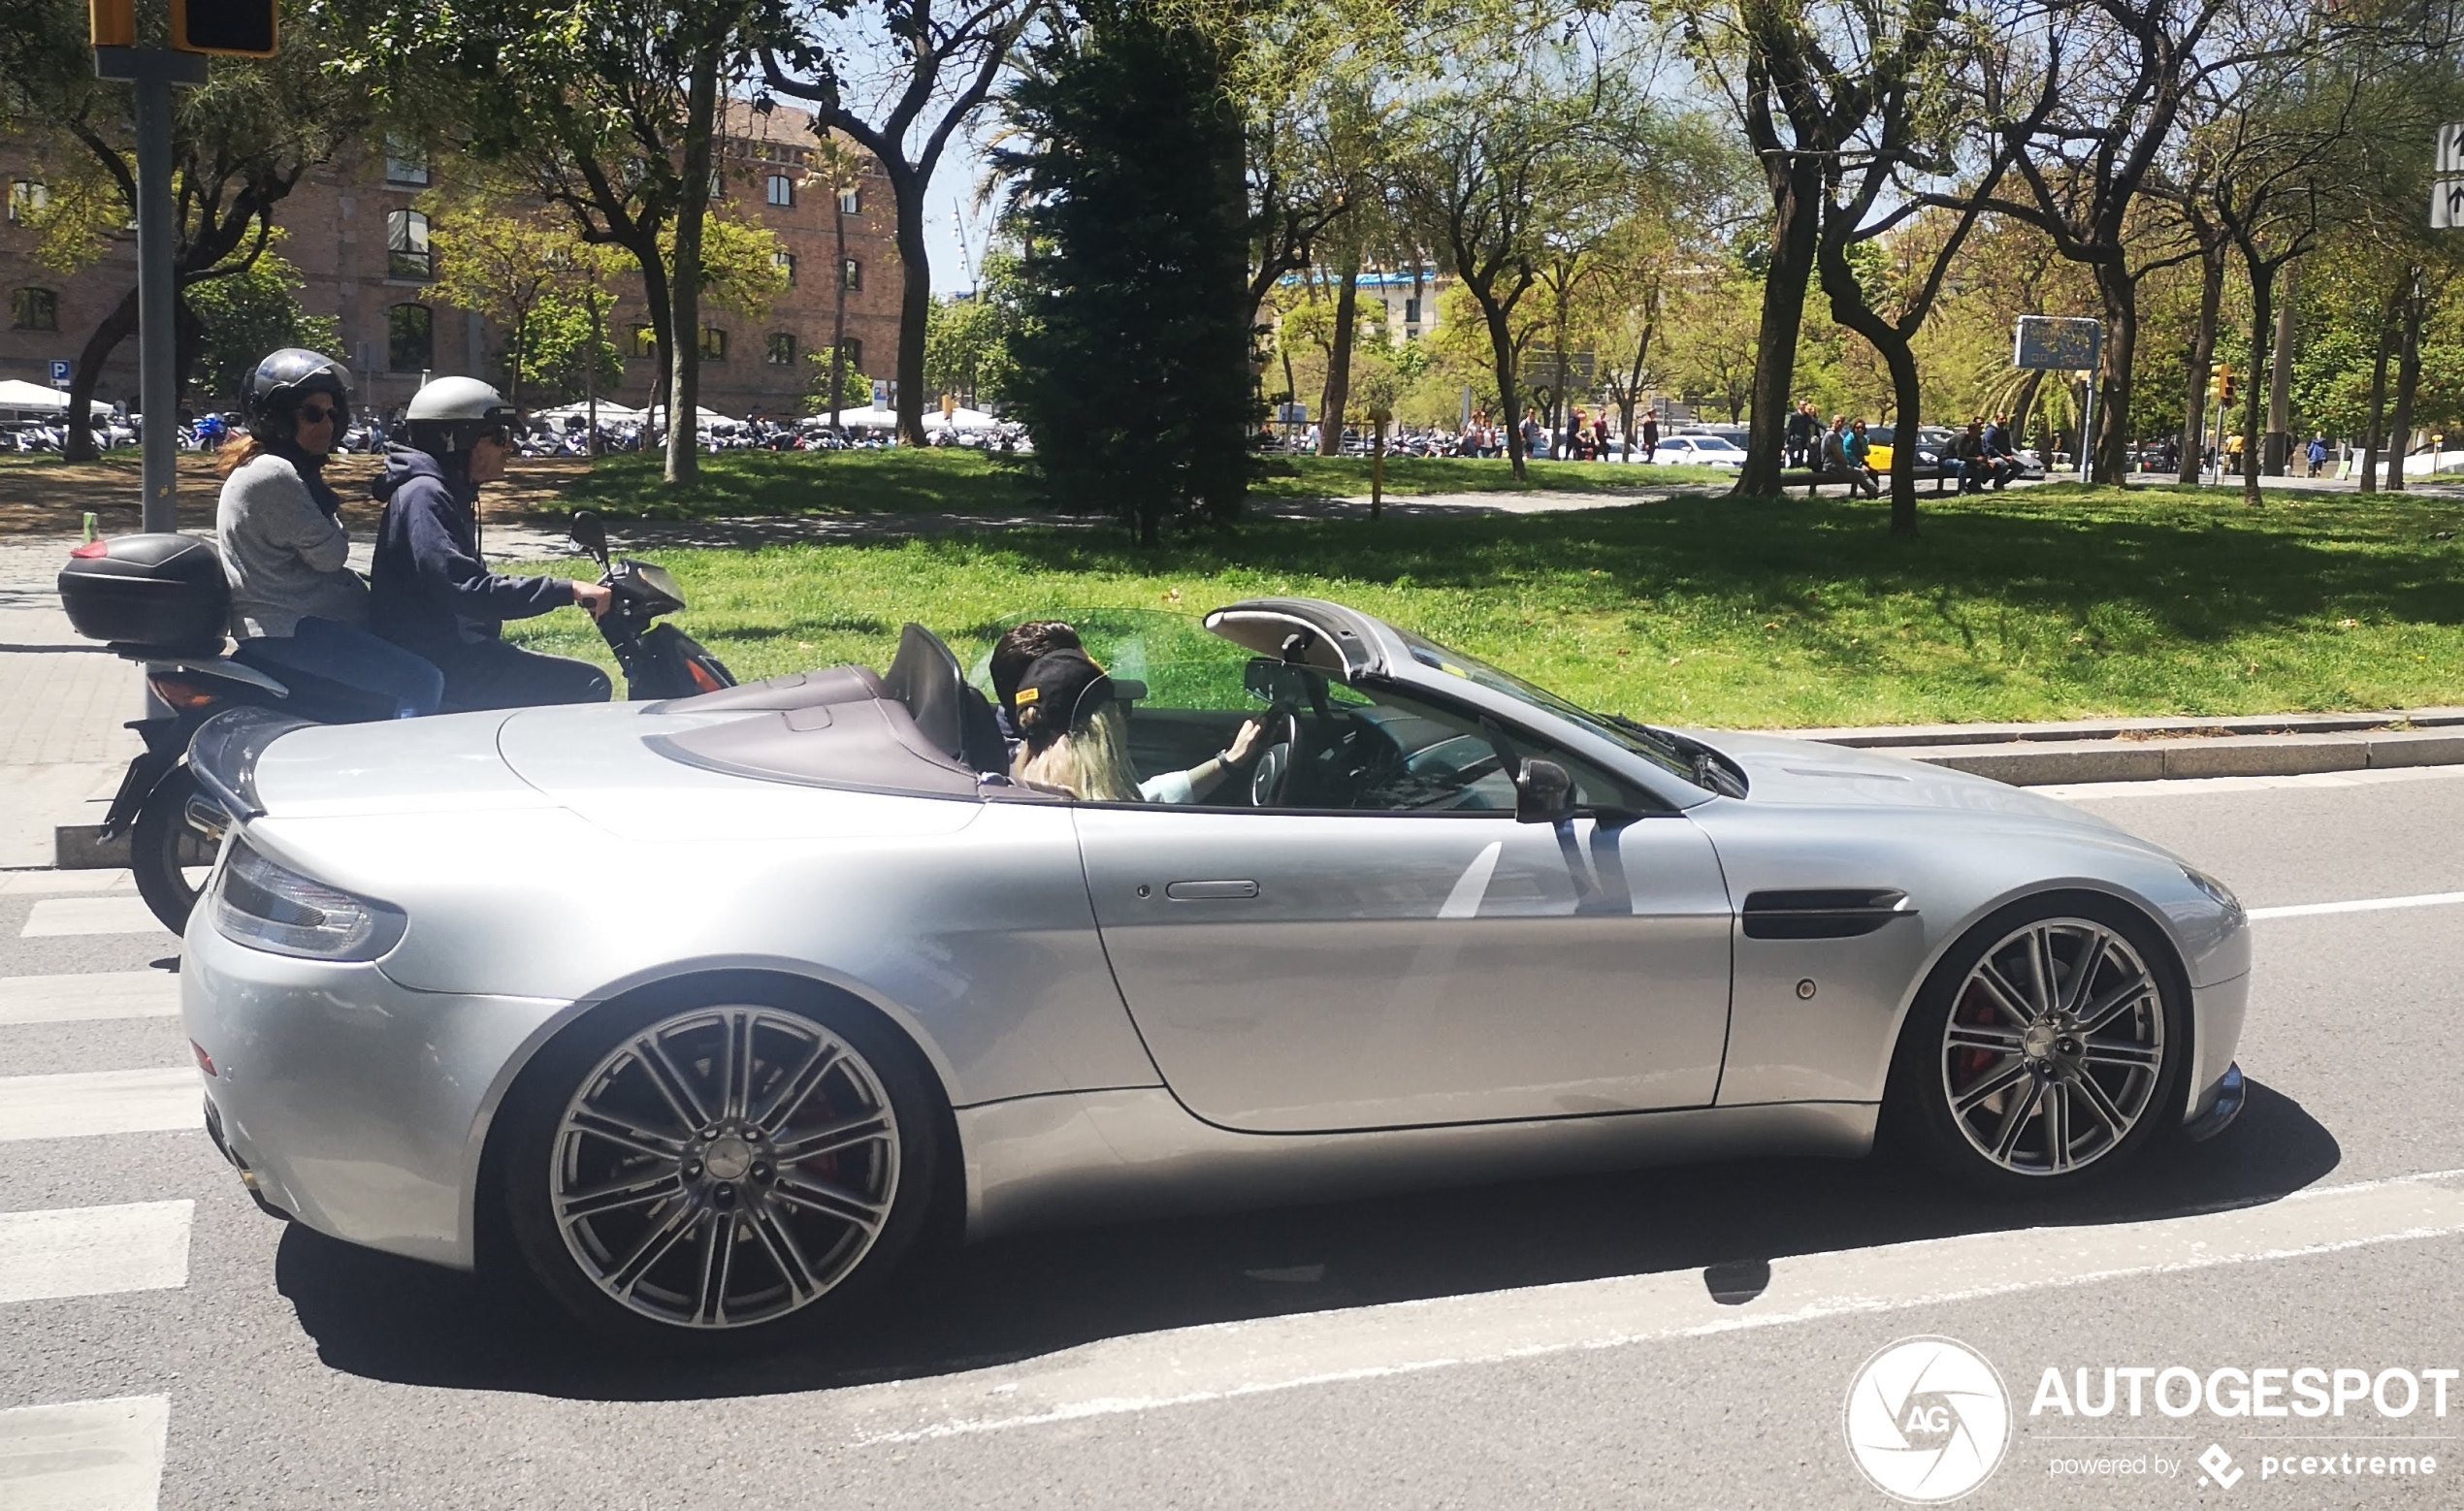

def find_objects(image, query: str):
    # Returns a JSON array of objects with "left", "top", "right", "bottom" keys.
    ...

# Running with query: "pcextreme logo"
[{"left": 1844, "top": 1335, "right": 2014, "bottom": 1503}]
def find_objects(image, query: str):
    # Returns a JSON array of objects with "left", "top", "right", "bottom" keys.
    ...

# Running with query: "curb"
[{"left": 1798, "top": 708, "right": 2464, "bottom": 786}]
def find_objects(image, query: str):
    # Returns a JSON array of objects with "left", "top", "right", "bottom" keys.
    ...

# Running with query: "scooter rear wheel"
[{"left": 130, "top": 765, "right": 211, "bottom": 935}]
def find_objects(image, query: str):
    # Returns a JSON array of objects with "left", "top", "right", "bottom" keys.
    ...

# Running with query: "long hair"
[
  {"left": 214, "top": 434, "right": 264, "bottom": 478},
  {"left": 1014, "top": 701, "right": 1142, "bottom": 802}
]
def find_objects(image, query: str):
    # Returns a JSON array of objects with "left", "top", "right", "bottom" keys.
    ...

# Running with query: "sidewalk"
[{"left": 0, "top": 538, "right": 142, "bottom": 868}]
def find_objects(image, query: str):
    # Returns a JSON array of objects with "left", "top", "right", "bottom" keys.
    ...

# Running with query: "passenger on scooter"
[
  {"left": 215, "top": 348, "right": 444, "bottom": 719},
  {"left": 370, "top": 376, "right": 615, "bottom": 712}
]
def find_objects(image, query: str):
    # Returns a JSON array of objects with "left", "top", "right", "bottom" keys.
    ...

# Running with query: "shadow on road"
[{"left": 277, "top": 1077, "right": 2338, "bottom": 1402}]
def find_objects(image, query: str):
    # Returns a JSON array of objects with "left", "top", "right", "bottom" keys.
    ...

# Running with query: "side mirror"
[
  {"left": 568, "top": 509, "right": 610, "bottom": 566},
  {"left": 1515, "top": 757, "right": 1577, "bottom": 824}
]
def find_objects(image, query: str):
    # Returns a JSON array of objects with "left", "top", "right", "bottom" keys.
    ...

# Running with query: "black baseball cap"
[{"left": 1012, "top": 649, "right": 1115, "bottom": 733}]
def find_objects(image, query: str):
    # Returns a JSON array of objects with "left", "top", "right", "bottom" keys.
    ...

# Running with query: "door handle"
[{"left": 1164, "top": 880, "right": 1259, "bottom": 900}]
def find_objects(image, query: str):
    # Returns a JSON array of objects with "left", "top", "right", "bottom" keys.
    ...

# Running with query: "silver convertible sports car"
[{"left": 179, "top": 599, "right": 2251, "bottom": 1348}]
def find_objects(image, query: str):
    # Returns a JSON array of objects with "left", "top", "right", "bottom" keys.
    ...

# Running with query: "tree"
[
  {"left": 0, "top": 0, "right": 372, "bottom": 460},
  {"left": 185, "top": 243, "right": 345, "bottom": 405},
  {"left": 1389, "top": 53, "right": 1639, "bottom": 479},
  {"left": 328, "top": 0, "right": 814, "bottom": 486},
  {"left": 998, "top": 1, "right": 1249, "bottom": 543},
  {"left": 807, "top": 134, "right": 868, "bottom": 429},
  {"left": 924, "top": 288, "right": 1012, "bottom": 405},
  {"left": 426, "top": 191, "right": 566, "bottom": 407},
  {"left": 762, "top": 0, "right": 1046, "bottom": 446}
]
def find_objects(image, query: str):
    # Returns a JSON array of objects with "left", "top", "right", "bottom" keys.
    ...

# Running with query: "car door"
[{"left": 1072, "top": 693, "right": 1735, "bottom": 1134}]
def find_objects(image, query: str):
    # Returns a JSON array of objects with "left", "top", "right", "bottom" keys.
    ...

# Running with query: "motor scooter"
[{"left": 567, "top": 510, "right": 736, "bottom": 699}]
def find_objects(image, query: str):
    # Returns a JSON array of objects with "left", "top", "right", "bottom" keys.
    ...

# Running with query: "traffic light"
[
  {"left": 2212, "top": 365, "right": 2235, "bottom": 406},
  {"left": 171, "top": 0, "right": 277, "bottom": 56},
  {"left": 89, "top": 0, "right": 135, "bottom": 48}
]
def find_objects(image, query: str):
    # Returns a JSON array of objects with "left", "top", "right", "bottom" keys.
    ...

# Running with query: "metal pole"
[{"left": 134, "top": 72, "right": 178, "bottom": 532}]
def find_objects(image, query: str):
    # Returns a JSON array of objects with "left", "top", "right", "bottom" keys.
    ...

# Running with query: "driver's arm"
[{"left": 1140, "top": 719, "right": 1266, "bottom": 804}]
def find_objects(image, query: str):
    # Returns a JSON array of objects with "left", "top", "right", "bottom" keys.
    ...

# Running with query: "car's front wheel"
[
  {"left": 1890, "top": 894, "right": 2190, "bottom": 1192},
  {"left": 501, "top": 984, "right": 939, "bottom": 1348}
]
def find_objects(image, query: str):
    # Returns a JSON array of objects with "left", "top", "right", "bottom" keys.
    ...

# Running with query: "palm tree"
[{"left": 808, "top": 135, "right": 869, "bottom": 432}]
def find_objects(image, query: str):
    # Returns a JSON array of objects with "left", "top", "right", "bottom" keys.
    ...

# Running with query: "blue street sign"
[{"left": 49, "top": 360, "right": 72, "bottom": 386}]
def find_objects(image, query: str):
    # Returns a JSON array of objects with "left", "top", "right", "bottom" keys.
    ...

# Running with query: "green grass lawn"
[
  {"left": 555, "top": 447, "right": 1728, "bottom": 520},
  {"left": 503, "top": 481, "right": 2464, "bottom": 728}
]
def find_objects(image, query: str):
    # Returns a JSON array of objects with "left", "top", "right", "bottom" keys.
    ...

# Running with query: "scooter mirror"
[{"left": 569, "top": 510, "right": 610, "bottom": 564}]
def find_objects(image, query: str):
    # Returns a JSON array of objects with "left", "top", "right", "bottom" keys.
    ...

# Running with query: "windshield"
[
  {"left": 1391, "top": 628, "right": 1709, "bottom": 789},
  {"left": 1690, "top": 436, "right": 1741, "bottom": 452}
]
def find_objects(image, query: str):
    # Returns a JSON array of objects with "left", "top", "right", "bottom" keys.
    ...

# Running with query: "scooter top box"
[{"left": 59, "top": 533, "right": 230, "bottom": 651}]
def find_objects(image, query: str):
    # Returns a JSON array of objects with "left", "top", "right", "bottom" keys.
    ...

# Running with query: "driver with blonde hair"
[{"left": 996, "top": 627, "right": 1262, "bottom": 803}]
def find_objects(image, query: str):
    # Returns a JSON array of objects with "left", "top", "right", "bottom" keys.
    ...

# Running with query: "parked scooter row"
[{"left": 58, "top": 510, "right": 732, "bottom": 933}]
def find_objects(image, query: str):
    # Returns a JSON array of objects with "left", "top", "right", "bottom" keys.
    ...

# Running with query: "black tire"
[
  {"left": 498, "top": 979, "right": 941, "bottom": 1352},
  {"left": 129, "top": 764, "right": 207, "bottom": 936},
  {"left": 1886, "top": 892, "right": 2192, "bottom": 1195}
]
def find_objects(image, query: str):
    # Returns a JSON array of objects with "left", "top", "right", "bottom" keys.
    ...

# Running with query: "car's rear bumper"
[{"left": 180, "top": 912, "right": 570, "bottom": 1270}]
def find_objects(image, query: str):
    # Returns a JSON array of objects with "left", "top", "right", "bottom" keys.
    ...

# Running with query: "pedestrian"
[
  {"left": 1592, "top": 411, "right": 1609, "bottom": 460},
  {"left": 2306, "top": 434, "right": 2328, "bottom": 478},
  {"left": 1846, "top": 417, "right": 1879, "bottom": 494},
  {"left": 1955, "top": 420, "right": 1990, "bottom": 494},
  {"left": 1785, "top": 401, "right": 1820, "bottom": 468},
  {"left": 1823, "top": 415, "right": 1877, "bottom": 498},
  {"left": 1640, "top": 408, "right": 1660, "bottom": 464},
  {"left": 1522, "top": 408, "right": 1545, "bottom": 461}
]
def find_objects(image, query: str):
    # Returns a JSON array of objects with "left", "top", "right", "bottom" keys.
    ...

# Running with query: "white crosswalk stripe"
[
  {"left": 0, "top": 1202, "right": 192, "bottom": 1306},
  {"left": 0, "top": 1397, "right": 169, "bottom": 1511},
  {"left": 18, "top": 899, "right": 170, "bottom": 939},
  {"left": 0, "top": 973, "right": 179, "bottom": 1028},
  {"left": 0, "top": 1069, "right": 198, "bottom": 1143}
]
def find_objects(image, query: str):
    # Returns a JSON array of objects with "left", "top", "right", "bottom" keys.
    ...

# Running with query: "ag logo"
[{"left": 1843, "top": 1335, "right": 2012, "bottom": 1503}]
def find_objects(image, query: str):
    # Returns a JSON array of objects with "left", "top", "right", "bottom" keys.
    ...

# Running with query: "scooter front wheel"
[{"left": 130, "top": 765, "right": 213, "bottom": 935}]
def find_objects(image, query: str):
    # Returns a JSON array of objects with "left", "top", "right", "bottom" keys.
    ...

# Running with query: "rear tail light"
[
  {"left": 211, "top": 842, "right": 406, "bottom": 961},
  {"left": 70, "top": 540, "right": 108, "bottom": 559},
  {"left": 146, "top": 674, "right": 221, "bottom": 711},
  {"left": 190, "top": 1040, "right": 216, "bottom": 1077}
]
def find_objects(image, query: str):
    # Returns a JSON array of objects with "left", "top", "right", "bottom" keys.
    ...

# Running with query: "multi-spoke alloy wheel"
[
  {"left": 1940, "top": 919, "right": 2162, "bottom": 1176},
  {"left": 1893, "top": 897, "right": 2188, "bottom": 1191},
  {"left": 504, "top": 990, "right": 935, "bottom": 1345}
]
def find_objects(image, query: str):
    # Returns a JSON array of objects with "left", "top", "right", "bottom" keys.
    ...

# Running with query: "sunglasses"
[{"left": 297, "top": 404, "right": 340, "bottom": 425}]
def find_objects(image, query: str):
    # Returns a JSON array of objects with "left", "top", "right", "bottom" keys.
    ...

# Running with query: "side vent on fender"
[{"left": 1740, "top": 888, "right": 1915, "bottom": 940}]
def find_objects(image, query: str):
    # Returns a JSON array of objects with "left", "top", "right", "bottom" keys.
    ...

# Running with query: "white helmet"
[{"left": 403, "top": 376, "right": 519, "bottom": 459}]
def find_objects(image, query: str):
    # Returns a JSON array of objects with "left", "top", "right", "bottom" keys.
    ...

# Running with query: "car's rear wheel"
[
  {"left": 501, "top": 985, "right": 938, "bottom": 1349},
  {"left": 1890, "top": 894, "right": 2190, "bottom": 1192}
]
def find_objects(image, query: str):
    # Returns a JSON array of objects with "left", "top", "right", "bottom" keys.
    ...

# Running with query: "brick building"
[{"left": 0, "top": 105, "right": 904, "bottom": 422}]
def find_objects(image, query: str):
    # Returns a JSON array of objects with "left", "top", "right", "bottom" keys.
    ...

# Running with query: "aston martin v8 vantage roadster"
[{"left": 179, "top": 599, "right": 2250, "bottom": 1345}]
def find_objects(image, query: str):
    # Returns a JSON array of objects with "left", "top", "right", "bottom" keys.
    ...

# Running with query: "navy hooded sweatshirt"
[{"left": 369, "top": 447, "right": 576, "bottom": 662}]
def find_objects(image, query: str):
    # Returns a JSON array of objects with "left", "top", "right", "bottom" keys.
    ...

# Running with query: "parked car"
[
  {"left": 1649, "top": 434, "right": 1747, "bottom": 467},
  {"left": 179, "top": 600, "right": 2250, "bottom": 1349}
]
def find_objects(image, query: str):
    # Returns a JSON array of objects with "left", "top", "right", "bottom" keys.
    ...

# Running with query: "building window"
[
  {"left": 387, "top": 304, "right": 433, "bottom": 370},
  {"left": 765, "top": 174, "right": 794, "bottom": 208},
  {"left": 7, "top": 181, "right": 49, "bottom": 224},
  {"left": 773, "top": 250, "right": 796, "bottom": 286},
  {"left": 10, "top": 288, "right": 58, "bottom": 331},
  {"left": 841, "top": 259, "right": 862, "bottom": 291},
  {"left": 699, "top": 327, "right": 727, "bottom": 361},
  {"left": 1403, "top": 297, "right": 1421, "bottom": 326},
  {"left": 766, "top": 333, "right": 796, "bottom": 366},
  {"left": 386, "top": 209, "right": 432, "bottom": 281},
  {"left": 836, "top": 185, "right": 860, "bottom": 215},
  {"left": 383, "top": 136, "right": 430, "bottom": 187},
  {"left": 631, "top": 326, "right": 658, "bottom": 359}
]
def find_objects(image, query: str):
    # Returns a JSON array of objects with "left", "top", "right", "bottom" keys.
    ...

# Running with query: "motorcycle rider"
[
  {"left": 370, "top": 376, "right": 614, "bottom": 712},
  {"left": 214, "top": 348, "right": 443, "bottom": 718}
]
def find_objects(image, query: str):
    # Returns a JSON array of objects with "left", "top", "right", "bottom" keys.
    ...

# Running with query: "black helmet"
[{"left": 243, "top": 348, "right": 352, "bottom": 441}]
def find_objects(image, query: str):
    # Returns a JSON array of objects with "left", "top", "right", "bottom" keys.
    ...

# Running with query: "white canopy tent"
[
  {"left": 530, "top": 401, "right": 644, "bottom": 425},
  {"left": 641, "top": 404, "right": 742, "bottom": 429},
  {"left": 808, "top": 404, "right": 901, "bottom": 432},
  {"left": 923, "top": 405, "right": 1007, "bottom": 433},
  {"left": 0, "top": 379, "right": 111, "bottom": 416}
]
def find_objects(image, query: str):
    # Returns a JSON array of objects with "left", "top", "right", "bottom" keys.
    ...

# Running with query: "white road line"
[
  {"left": 18, "top": 899, "right": 168, "bottom": 939},
  {"left": 2249, "top": 890, "right": 2464, "bottom": 920},
  {"left": 0, "top": 1070, "right": 198, "bottom": 1143},
  {"left": 841, "top": 1171, "right": 2464, "bottom": 1446},
  {"left": 0, "top": 1202, "right": 191, "bottom": 1306},
  {"left": 0, "top": 871, "right": 134, "bottom": 898},
  {"left": 0, "top": 1397, "right": 169, "bottom": 1511},
  {"left": 0, "top": 974, "right": 180, "bottom": 1028},
  {"left": 2040, "top": 764, "right": 2464, "bottom": 801}
]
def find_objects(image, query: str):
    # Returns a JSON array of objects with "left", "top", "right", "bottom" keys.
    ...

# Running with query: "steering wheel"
[{"left": 1248, "top": 709, "right": 1303, "bottom": 807}]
